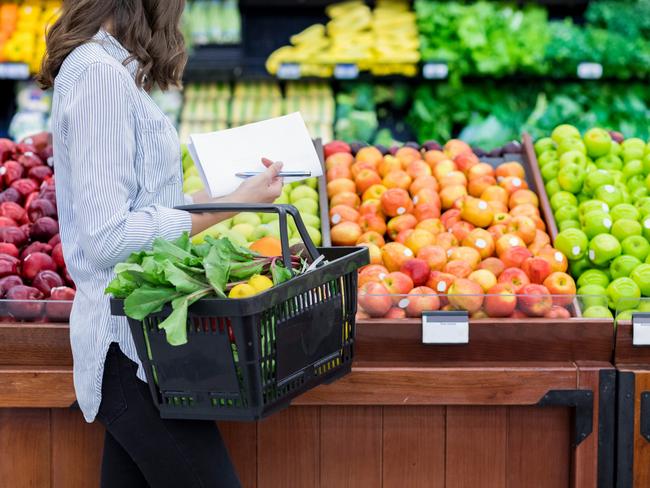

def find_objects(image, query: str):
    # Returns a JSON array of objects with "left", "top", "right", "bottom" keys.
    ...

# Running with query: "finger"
[
  {"left": 261, "top": 157, "right": 274, "bottom": 168},
  {"left": 265, "top": 161, "right": 283, "bottom": 181}
]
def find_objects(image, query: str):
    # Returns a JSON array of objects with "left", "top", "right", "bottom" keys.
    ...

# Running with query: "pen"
[{"left": 236, "top": 171, "right": 312, "bottom": 178}]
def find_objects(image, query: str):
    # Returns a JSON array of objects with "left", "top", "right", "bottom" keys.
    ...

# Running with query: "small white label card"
[{"left": 422, "top": 311, "right": 469, "bottom": 345}]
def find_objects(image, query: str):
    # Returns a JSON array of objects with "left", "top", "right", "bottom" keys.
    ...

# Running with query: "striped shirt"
[{"left": 51, "top": 30, "right": 192, "bottom": 422}]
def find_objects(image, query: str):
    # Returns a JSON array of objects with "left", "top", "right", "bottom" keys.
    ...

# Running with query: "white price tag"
[
  {"left": 334, "top": 63, "right": 359, "bottom": 80},
  {"left": 277, "top": 63, "right": 301, "bottom": 80},
  {"left": 422, "top": 311, "right": 469, "bottom": 345},
  {"left": 422, "top": 62, "right": 449, "bottom": 80},
  {"left": 633, "top": 313, "right": 650, "bottom": 346},
  {"left": 0, "top": 63, "right": 29, "bottom": 80},
  {"left": 577, "top": 62, "right": 603, "bottom": 80}
]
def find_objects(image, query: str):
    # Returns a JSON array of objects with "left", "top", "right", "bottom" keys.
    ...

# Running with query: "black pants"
[{"left": 96, "top": 343, "right": 241, "bottom": 488}]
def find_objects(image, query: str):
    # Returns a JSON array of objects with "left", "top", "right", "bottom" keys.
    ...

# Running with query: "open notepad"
[{"left": 187, "top": 112, "right": 323, "bottom": 198}]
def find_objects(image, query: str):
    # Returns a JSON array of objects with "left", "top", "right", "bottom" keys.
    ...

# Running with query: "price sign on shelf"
[
  {"left": 0, "top": 63, "right": 30, "bottom": 80},
  {"left": 277, "top": 63, "right": 301, "bottom": 80},
  {"left": 633, "top": 313, "right": 650, "bottom": 346},
  {"left": 422, "top": 311, "right": 469, "bottom": 345},
  {"left": 422, "top": 62, "right": 449, "bottom": 80},
  {"left": 577, "top": 62, "right": 603, "bottom": 80},
  {"left": 334, "top": 63, "right": 359, "bottom": 80}
]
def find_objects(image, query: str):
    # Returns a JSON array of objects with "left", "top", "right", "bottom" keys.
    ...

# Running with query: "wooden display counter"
[
  {"left": 0, "top": 319, "right": 615, "bottom": 487},
  {"left": 615, "top": 321, "right": 650, "bottom": 487}
]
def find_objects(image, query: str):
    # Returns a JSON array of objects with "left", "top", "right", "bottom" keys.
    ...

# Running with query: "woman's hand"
[
  {"left": 232, "top": 158, "right": 284, "bottom": 204},
  {"left": 189, "top": 159, "right": 284, "bottom": 236}
]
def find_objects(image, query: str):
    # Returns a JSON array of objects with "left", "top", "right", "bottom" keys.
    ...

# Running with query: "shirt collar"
[{"left": 92, "top": 29, "right": 138, "bottom": 79}]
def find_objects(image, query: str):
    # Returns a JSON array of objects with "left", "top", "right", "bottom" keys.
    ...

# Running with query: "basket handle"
[{"left": 175, "top": 203, "right": 322, "bottom": 273}]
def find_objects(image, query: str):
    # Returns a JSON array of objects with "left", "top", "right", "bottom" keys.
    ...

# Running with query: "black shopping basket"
[{"left": 111, "top": 203, "right": 369, "bottom": 421}]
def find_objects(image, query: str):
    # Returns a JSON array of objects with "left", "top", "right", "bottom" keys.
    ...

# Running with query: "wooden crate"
[{"left": 615, "top": 321, "right": 650, "bottom": 487}]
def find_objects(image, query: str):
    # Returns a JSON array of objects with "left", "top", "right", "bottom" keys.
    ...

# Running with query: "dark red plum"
[
  {"left": 63, "top": 267, "right": 75, "bottom": 287},
  {"left": 17, "top": 152, "right": 43, "bottom": 169},
  {"left": 0, "top": 188, "right": 22, "bottom": 204},
  {"left": 27, "top": 198, "right": 56, "bottom": 222},
  {"left": 0, "top": 275, "right": 22, "bottom": 296},
  {"left": 11, "top": 178, "right": 38, "bottom": 197},
  {"left": 48, "top": 234, "right": 60, "bottom": 247},
  {"left": 33, "top": 270, "right": 64, "bottom": 296},
  {"left": 0, "top": 139, "right": 15, "bottom": 163},
  {"left": 30, "top": 217, "right": 59, "bottom": 242},
  {"left": 422, "top": 140, "right": 442, "bottom": 151},
  {"left": 0, "top": 217, "right": 17, "bottom": 228},
  {"left": 6, "top": 285, "right": 44, "bottom": 321},
  {"left": 20, "top": 242, "right": 52, "bottom": 260},
  {"left": 0, "top": 227, "right": 27, "bottom": 247},
  {"left": 0, "top": 253, "right": 19, "bottom": 277},
  {"left": 22, "top": 252, "right": 56, "bottom": 280}
]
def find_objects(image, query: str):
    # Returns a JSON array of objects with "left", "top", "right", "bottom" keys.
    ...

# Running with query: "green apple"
[
  {"left": 183, "top": 175, "right": 204, "bottom": 194},
  {"left": 621, "top": 236, "right": 650, "bottom": 262},
  {"left": 627, "top": 174, "right": 646, "bottom": 193},
  {"left": 577, "top": 193, "right": 591, "bottom": 204},
  {"left": 292, "top": 198, "right": 319, "bottom": 216},
  {"left": 632, "top": 188, "right": 649, "bottom": 201},
  {"left": 184, "top": 165, "right": 200, "bottom": 179},
  {"left": 559, "top": 150, "right": 588, "bottom": 169},
  {"left": 584, "top": 170, "right": 614, "bottom": 195},
  {"left": 230, "top": 223, "right": 255, "bottom": 242},
  {"left": 588, "top": 233, "right": 622, "bottom": 265},
  {"left": 631, "top": 263, "right": 650, "bottom": 295},
  {"left": 583, "top": 306, "right": 614, "bottom": 319},
  {"left": 569, "top": 256, "right": 592, "bottom": 277},
  {"left": 642, "top": 216, "right": 650, "bottom": 241},
  {"left": 577, "top": 269, "right": 611, "bottom": 288},
  {"left": 595, "top": 155, "right": 623, "bottom": 171},
  {"left": 643, "top": 153, "right": 650, "bottom": 174},
  {"left": 545, "top": 179, "right": 561, "bottom": 197},
  {"left": 551, "top": 191, "right": 578, "bottom": 211},
  {"left": 559, "top": 219, "right": 581, "bottom": 231},
  {"left": 554, "top": 205, "right": 579, "bottom": 223},
  {"left": 290, "top": 181, "right": 303, "bottom": 189},
  {"left": 535, "top": 137, "right": 556, "bottom": 155},
  {"left": 221, "top": 229, "right": 249, "bottom": 248},
  {"left": 305, "top": 177, "right": 318, "bottom": 189},
  {"left": 541, "top": 161, "right": 559, "bottom": 183},
  {"left": 305, "top": 225, "right": 322, "bottom": 246},
  {"left": 300, "top": 214, "right": 321, "bottom": 229},
  {"left": 639, "top": 301, "right": 650, "bottom": 312},
  {"left": 558, "top": 139, "right": 587, "bottom": 157},
  {"left": 616, "top": 309, "right": 640, "bottom": 321},
  {"left": 265, "top": 221, "right": 282, "bottom": 239},
  {"left": 579, "top": 200, "right": 609, "bottom": 216},
  {"left": 611, "top": 218, "right": 642, "bottom": 241},
  {"left": 594, "top": 184, "right": 624, "bottom": 208},
  {"left": 232, "top": 212, "right": 262, "bottom": 228},
  {"left": 584, "top": 128, "right": 612, "bottom": 159},
  {"left": 581, "top": 210, "right": 613, "bottom": 239},
  {"left": 552, "top": 124, "right": 581, "bottom": 144},
  {"left": 637, "top": 198, "right": 650, "bottom": 215},
  {"left": 555, "top": 228, "right": 589, "bottom": 260},
  {"left": 251, "top": 225, "right": 271, "bottom": 241},
  {"left": 274, "top": 193, "right": 290, "bottom": 205},
  {"left": 623, "top": 159, "right": 645, "bottom": 181},
  {"left": 290, "top": 185, "right": 319, "bottom": 203},
  {"left": 538, "top": 150, "right": 558, "bottom": 167},
  {"left": 617, "top": 184, "right": 632, "bottom": 204},
  {"left": 611, "top": 140, "right": 622, "bottom": 156},
  {"left": 607, "top": 277, "right": 641, "bottom": 311},
  {"left": 610, "top": 255, "right": 642, "bottom": 280},
  {"left": 578, "top": 285, "right": 608, "bottom": 309},
  {"left": 610, "top": 170, "right": 625, "bottom": 186},
  {"left": 289, "top": 237, "right": 303, "bottom": 247},
  {"left": 611, "top": 204, "right": 640, "bottom": 222},
  {"left": 261, "top": 213, "right": 279, "bottom": 224},
  {"left": 622, "top": 138, "right": 646, "bottom": 162}
]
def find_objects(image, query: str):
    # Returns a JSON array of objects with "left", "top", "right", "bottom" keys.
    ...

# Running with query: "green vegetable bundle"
[{"left": 106, "top": 233, "right": 300, "bottom": 346}]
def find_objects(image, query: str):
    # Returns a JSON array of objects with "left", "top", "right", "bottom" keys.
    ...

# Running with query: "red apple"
[
  {"left": 405, "top": 286, "right": 440, "bottom": 317},
  {"left": 543, "top": 271, "right": 576, "bottom": 308},
  {"left": 400, "top": 258, "right": 431, "bottom": 287},
  {"left": 544, "top": 305, "right": 571, "bottom": 319},
  {"left": 500, "top": 246, "right": 533, "bottom": 269},
  {"left": 521, "top": 257, "right": 552, "bottom": 284},
  {"left": 498, "top": 267, "right": 530, "bottom": 293},
  {"left": 478, "top": 257, "right": 505, "bottom": 278},
  {"left": 484, "top": 284, "right": 517, "bottom": 317},
  {"left": 447, "top": 278, "right": 484, "bottom": 313},
  {"left": 381, "top": 271, "right": 415, "bottom": 301},
  {"left": 384, "top": 307, "right": 406, "bottom": 319},
  {"left": 358, "top": 282, "right": 392, "bottom": 318},
  {"left": 518, "top": 284, "right": 553, "bottom": 317}
]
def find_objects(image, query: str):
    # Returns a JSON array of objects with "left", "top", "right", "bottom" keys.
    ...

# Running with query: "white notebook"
[{"left": 188, "top": 112, "right": 323, "bottom": 198}]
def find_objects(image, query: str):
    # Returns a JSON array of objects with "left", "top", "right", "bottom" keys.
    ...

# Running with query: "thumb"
[{"left": 264, "top": 161, "right": 283, "bottom": 181}]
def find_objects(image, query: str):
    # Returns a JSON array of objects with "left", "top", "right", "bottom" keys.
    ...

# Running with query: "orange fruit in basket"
[{"left": 250, "top": 237, "right": 282, "bottom": 257}]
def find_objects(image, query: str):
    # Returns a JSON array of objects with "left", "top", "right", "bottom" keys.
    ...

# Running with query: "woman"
[{"left": 38, "top": 1, "right": 282, "bottom": 486}]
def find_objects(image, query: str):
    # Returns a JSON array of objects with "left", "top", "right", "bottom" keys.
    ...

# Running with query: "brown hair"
[{"left": 37, "top": 0, "right": 187, "bottom": 91}]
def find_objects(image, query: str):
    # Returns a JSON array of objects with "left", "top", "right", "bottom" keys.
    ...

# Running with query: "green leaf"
[
  {"left": 158, "top": 288, "right": 213, "bottom": 346},
  {"left": 105, "top": 274, "right": 138, "bottom": 299},
  {"left": 141, "top": 257, "right": 169, "bottom": 286},
  {"left": 173, "top": 232, "right": 192, "bottom": 253},
  {"left": 271, "top": 261, "right": 293, "bottom": 286},
  {"left": 229, "top": 260, "right": 265, "bottom": 281},
  {"left": 160, "top": 260, "right": 208, "bottom": 294},
  {"left": 203, "top": 245, "right": 229, "bottom": 298},
  {"left": 124, "top": 286, "right": 181, "bottom": 320},
  {"left": 152, "top": 237, "right": 197, "bottom": 264}
]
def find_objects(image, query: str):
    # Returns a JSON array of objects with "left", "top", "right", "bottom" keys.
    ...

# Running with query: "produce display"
[
  {"left": 266, "top": 0, "right": 420, "bottom": 78},
  {"left": 0, "top": 132, "right": 75, "bottom": 321},
  {"left": 184, "top": 0, "right": 241, "bottom": 47},
  {"left": 107, "top": 232, "right": 305, "bottom": 346},
  {"left": 323, "top": 139, "right": 576, "bottom": 319},
  {"left": 179, "top": 81, "right": 334, "bottom": 143},
  {"left": 181, "top": 146, "right": 323, "bottom": 249},
  {"left": 0, "top": 0, "right": 60, "bottom": 73},
  {"left": 535, "top": 124, "right": 650, "bottom": 318}
]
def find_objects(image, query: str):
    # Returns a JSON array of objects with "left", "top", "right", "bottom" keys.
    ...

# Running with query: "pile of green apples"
[
  {"left": 535, "top": 125, "right": 650, "bottom": 319},
  {"left": 180, "top": 146, "right": 323, "bottom": 247}
]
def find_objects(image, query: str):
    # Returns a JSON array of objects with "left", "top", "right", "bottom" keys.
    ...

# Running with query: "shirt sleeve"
[{"left": 65, "top": 62, "right": 192, "bottom": 270}]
